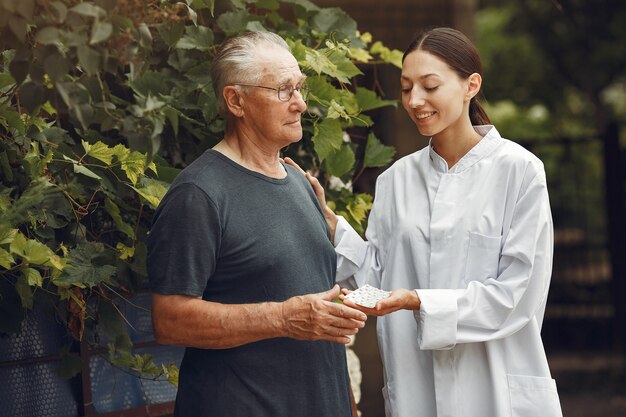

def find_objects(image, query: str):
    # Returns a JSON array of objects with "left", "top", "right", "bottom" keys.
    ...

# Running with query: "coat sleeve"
[
  {"left": 416, "top": 170, "right": 554, "bottom": 350},
  {"left": 334, "top": 178, "right": 386, "bottom": 290}
]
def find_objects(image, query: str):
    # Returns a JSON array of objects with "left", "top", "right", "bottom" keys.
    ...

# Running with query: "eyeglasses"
[{"left": 232, "top": 82, "right": 309, "bottom": 102}]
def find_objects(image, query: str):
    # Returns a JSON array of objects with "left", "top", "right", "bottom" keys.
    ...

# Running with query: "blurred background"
[{"left": 312, "top": 0, "right": 626, "bottom": 416}]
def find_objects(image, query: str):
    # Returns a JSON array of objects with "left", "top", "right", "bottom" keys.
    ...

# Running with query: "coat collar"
[{"left": 428, "top": 125, "right": 503, "bottom": 173}]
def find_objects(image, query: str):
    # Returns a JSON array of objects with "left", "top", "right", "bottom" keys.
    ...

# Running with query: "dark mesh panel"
[
  {"left": 89, "top": 345, "right": 183, "bottom": 414},
  {"left": 0, "top": 304, "right": 77, "bottom": 417},
  {"left": 89, "top": 292, "right": 183, "bottom": 413},
  {"left": 0, "top": 305, "right": 68, "bottom": 361},
  {"left": 119, "top": 292, "right": 155, "bottom": 344},
  {"left": 0, "top": 361, "right": 79, "bottom": 417}
]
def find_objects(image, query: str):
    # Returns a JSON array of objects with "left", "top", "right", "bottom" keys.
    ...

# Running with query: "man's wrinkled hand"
[{"left": 281, "top": 284, "right": 367, "bottom": 344}]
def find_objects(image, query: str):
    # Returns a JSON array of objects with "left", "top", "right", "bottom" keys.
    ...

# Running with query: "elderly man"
[{"left": 147, "top": 31, "right": 366, "bottom": 417}]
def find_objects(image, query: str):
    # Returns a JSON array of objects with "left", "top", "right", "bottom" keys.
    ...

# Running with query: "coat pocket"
[
  {"left": 464, "top": 232, "right": 501, "bottom": 284},
  {"left": 508, "top": 374, "right": 563, "bottom": 417}
]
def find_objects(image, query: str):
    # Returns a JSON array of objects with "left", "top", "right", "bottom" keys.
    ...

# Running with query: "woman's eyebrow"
[{"left": 400, "top": 73, "right": 441, "bottom": 81}]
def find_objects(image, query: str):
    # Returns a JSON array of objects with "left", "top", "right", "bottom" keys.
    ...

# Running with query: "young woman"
[{"left": 287, "top": 27, "right": 563, "bottom": 417}]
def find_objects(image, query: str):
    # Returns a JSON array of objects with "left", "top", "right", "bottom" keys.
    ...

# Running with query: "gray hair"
[{"left": 211, "top": 31, "right": 291, "bottom": 118}]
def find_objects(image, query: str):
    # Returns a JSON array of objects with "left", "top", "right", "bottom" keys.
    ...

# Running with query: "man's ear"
[
  {"left": 224, "top": 86, "right": 244, "bottom": 117},
  {"left": 465, "top": 73, "right": 482, "bottom": 102}
]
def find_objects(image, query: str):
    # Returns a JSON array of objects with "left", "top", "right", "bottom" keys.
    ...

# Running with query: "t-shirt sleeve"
[{"left": 147, "top": 182, "right": 221, "bottom": 297}]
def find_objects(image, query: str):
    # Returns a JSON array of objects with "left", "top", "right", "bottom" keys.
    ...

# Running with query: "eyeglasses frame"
[{"left": 231, "top": 82, "right": 309, "bottom": 102}]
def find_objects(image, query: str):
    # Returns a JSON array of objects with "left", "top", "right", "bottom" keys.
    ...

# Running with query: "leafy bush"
[{"left": 0, "top": 0, "right": 398, "bottom": 383}]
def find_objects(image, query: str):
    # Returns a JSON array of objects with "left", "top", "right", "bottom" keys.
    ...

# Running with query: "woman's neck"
[{"left": 431, "top": 124, "right": 483, "bottom": 169}]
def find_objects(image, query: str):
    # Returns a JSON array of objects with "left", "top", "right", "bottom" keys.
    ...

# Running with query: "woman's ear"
[
  {"left": 223, "top": 86, "right": 244, "bottom": 117},
  {"left": 466, "top": 73, "right": 482, "bottom": 102}
]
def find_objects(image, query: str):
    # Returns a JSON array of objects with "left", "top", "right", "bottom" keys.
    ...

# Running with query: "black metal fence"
[{"left": 521, "top": 137, "right": 616, "bottom": 351}]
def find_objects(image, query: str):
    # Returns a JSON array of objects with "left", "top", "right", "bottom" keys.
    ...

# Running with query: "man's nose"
[{"left": 291, "top": 91, "right": 307, "bottom": 112}]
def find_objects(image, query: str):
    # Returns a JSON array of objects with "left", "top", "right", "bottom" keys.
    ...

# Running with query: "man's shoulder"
[{"left": 170, "top": 150, "right": 235, "bottom": 196}]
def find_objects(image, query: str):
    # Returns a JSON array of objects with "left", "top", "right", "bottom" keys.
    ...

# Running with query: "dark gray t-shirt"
[{"left": 147, "top": 150, "right": 351, "bottom": 417}]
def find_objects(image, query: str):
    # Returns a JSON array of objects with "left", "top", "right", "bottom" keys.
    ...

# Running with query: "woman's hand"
[
  {"left": 340, "top": 288, "right": 421, "bottom": 316},
  {"left": 283, "top": 157, "right": 338, "bottom": 240}
]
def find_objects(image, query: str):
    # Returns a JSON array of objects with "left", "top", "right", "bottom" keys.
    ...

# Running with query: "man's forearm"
[{"left": 152, "top": 294, "right": 286, "bottom": 349}]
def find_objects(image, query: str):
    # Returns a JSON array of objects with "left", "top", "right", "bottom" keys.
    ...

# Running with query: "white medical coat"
[{"left": 335, "top": 126, "right": 563, "bottom": 417}]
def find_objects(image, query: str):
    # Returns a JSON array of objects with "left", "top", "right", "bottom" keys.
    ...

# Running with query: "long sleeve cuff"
[
  {"left": 415, "top": 289, "right": 465, "bottom": 350},
  {"left": 334, "top": 216, "right": 368, "bottom": 284}
]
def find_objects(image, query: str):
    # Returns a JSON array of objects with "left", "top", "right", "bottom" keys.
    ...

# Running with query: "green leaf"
[
  {"left": 370, "top": 41, "right": 403, "bottom": 68},
  {"left": 137, "top": 23, "right": 152, "bottom": 49},
  {"left": 0, "top": 247, "right": 15, "bottom": 269},
  {"left": 0, "top": 226, "right": 18, "bottom": 245},
  {"left": 18, "top": 82, "right": 44, "bottom": 114},
  {"left": 305, "top": 48, "right": 336, "bottom": 76},
  {"left": 306, "top": 75, "right": 341, "bottom": 104},
  {"left": 191, "top": 0, "right": 215, "bottom": 15},
  {"left": 364, "top": 133, "right": 395, "bottom": 168},
  {"left": 35, "top": 27, "right": 62, "bottom": 45},
  {"left": 0, "top": 107, "right": 26, "bottom": 135},
  {"left": 327, "top": 99, "right": 349, "bottom": 120},
  {"left": 349, "top": 47, "right": 372, "bottom": 63},
  {"left": 44, "top": 51, "right": 69, "bottom": 83},
  {"left": 22, "top": 267, "right": 43, "bottom": 287},
  {"left": 324, "top": 144, "right": 355, "bottom": 178},
  {"left": 119, "top": 149, "right": 149, "bottom": 185},
  {"left": 312, "top": 118, "right": 343, "bottom": 162},
  {"left": 9, "top": 16, "right": 28, "bottom": 42},
  {"left": 311, "top": 8, "right": 357, "bottom": 41},
  {"left": 15, "top": 273, "right": 33, "bottom": 309},
  {"left": 9, "top": 58, "right": 29, "bottom": 85},
  {"left": 56, "top": 242, "right": 116, "bottom": 288},
  {"left": 10, "top": 232, "right": 63, "bottom": 269},
  {"left": 0, "top": 73, "right": 16, "bottom": 89},
  {"left": 281, "top": 0, "right": 320, "bottom": 12},
  {"left": 82, "top": 140, "right": 115, "bottom": 165},
  {"left": 63, "top": 155, "right": 102, "bottom": 180},
  {"left": 175, "top": 25, "right": 214, "bottom": 51},
  {"left": 163, "top": 362, "right": 180, "bottom": 386},
  {"left": 116, "top": 242, "right": 135, "bottom": 260},
  {"left": 157, "top": 21, "right": 185, "bottom": 48},
  {"left": 90, "top": 21, "right": 113, "bottom": 44},
  {"left": 77, "top": 45, "right": 101, "bottom": 75},
  {"left": 164, "top": 106, "right": 179, "bottom": 137},
  {"left": 49, "top": 1, "right": 68, "bottom": 23},
  {"left": 325, "top": 49, "right": 362, "bottom": 83},
  {"left": 105, "top": 198, "right": 135, "bottom": 239},
  {"left": 245, "top": 21, "right": 267, "bottom": 32},
  {"left": 256, "top": 0, "right": 279, "bottom": 10},
  {"left": 130, "top": 177, "right": 169, "bottom": 209},
  {"left": 355, "top": 88, "right": 397, "bottom": 111},
  {"left": 217, "top": 10, "right": 256, "bottom": 35},
  {"left": 346, "top": 193, "right": 373, "bottom": 224},
  {"left": 70, "top": 3, "right": 107, "bottom": 19},
  {"left": 15, "top": 0, "right": 34, "bottom": 20}
]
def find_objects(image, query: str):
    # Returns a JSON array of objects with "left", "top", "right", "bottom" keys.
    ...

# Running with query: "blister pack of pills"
[{"left": 344, "top": 284, "right": 391, "bottom": 308}]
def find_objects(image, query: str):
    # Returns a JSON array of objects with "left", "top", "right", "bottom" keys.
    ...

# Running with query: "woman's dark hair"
[{"left": 403, "top": 27, "right": 491, "bottom": 126}]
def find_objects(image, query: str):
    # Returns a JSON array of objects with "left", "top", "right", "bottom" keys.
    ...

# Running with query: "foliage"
[
  {"left": 476, "top": 0, "right": 626, "bottom": 137},
  {"left": 0, "top": 0, "right": 399, "bottom": 384},
  {"left": 475, "top": 0, "right": 625, "bottom": 248}
]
